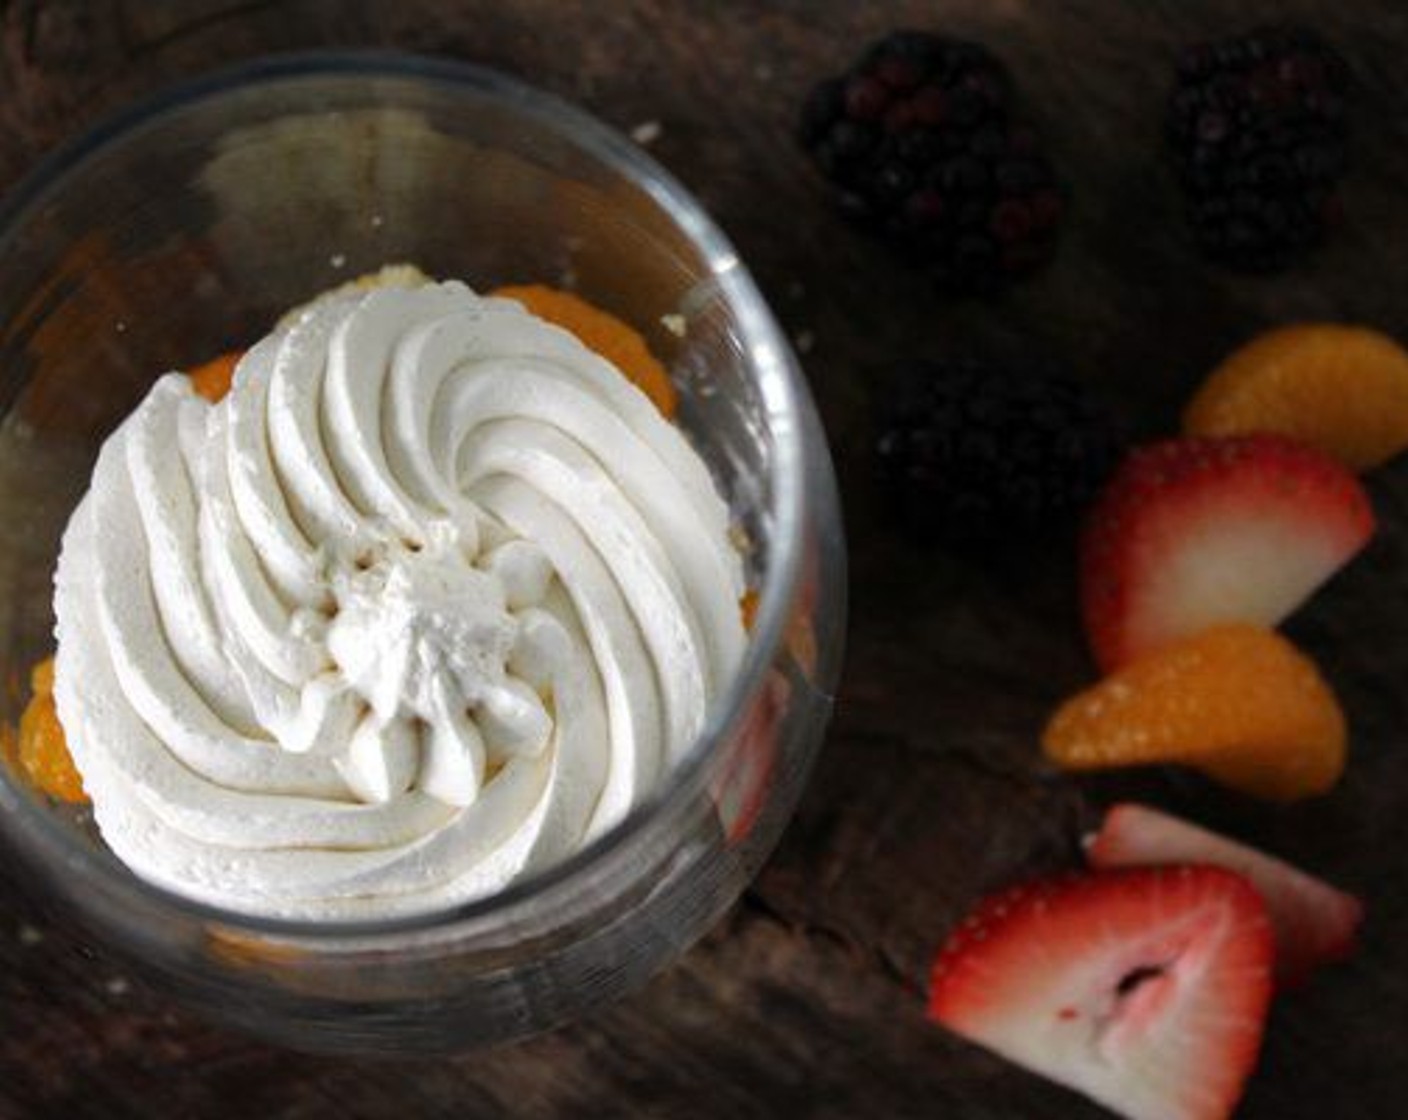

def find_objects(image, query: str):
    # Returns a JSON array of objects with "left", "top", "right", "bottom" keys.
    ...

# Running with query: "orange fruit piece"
[
  {"left": 205, "top": 926, "right": 306, "bottom": 971},
  {"left": 740, "top": 589, "right": 760, "bottom": 631},
  {"left": 493, "top": 285, "right": 678, "bottom": 418},
  {"left": 189, "top": 351, "right": 242, "bottom": 403},
  {"left": 0, "top": 723, "right": 17, "bottom": 773},
  {"left": 1042, "top": 624, "right": 1345, "bottom": 801},
  {"left": 16, "top": 656, "right": 86, "bottom": 803},
  {"left": 1184, "top": 323, "right": 1408, "bottom": 471}
]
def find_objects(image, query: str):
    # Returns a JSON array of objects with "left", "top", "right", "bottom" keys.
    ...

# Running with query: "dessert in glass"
[{"left": 0, "top": 53, "right": 845, "bottom": 1052}]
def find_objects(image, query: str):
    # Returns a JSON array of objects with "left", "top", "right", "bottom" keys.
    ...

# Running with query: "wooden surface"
[{"left": 3, "top": 1, "right": 1408, "bottom": 1116}]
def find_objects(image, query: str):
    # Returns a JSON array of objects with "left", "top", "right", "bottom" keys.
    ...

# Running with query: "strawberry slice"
[
  {"left": 928, "top": 867, "right": 1274, "bottom": 1120},
  {"left": 1081, "top": 434, "right": 1374, "bottom": 672},
  {"left": 1087, "top": 803, "right": 1364, "bottom": 988}
]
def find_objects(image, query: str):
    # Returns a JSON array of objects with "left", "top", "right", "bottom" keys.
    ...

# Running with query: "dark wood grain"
[{"left": 3, "top": 1, "right": 1407, "bottom": 1117}]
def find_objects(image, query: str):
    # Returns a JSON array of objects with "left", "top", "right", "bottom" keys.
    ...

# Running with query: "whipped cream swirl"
[{"left": 53, "top": 280, "right": 746, "bottom": 919}]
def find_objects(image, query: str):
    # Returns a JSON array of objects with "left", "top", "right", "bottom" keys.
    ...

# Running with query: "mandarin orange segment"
[
  {"left": 740, "top": 589, "right": 760, "bottom": 631},
  {"left": 205, "top": 926, "right": 306, "bottom": 970},
  {"left": 189, "top": 351, "right": 242, "bottom": 404},
  {"left": 492, "top": 285, "right": 678, "bottom": 418},
  {"left": 1042, "top": 624, "right": 1345, "bottom": 801},
  {"left": 16, "top": 656, "right": 86, "bottom": 803},
  {"left": 0, "top": 722, "right": 17, "bottom": 772},
  {"left": 1184, "top": 324, "right": 1408, "bottom": 471},
  {"left": 29, "top": 656, "right": 54, "bottom": 696}
]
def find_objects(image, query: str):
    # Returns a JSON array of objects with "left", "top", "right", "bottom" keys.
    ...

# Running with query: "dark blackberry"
[
  {"left": 875, "top": 358, "right": 1121, "bottom": 546},
  {"left": 1167, "top": 25, "right": 1351, "bottom": 271},
  {"left": 800, "top": 31, "right": 1063, "bottom": 296}
]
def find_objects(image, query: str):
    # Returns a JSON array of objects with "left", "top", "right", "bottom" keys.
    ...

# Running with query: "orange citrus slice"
[
  {"left": 190, "top": 351, "right": 242, "bottom": 403},
  {"left": 15, "top": 656, "right": 86, "bottom": 803},
  {"left": 492, "top": 285, "right": 678, "bottom": 418},
  {"left": 740, "top": 589, "right": 760, "bottom": 631},
  {"left": 1043, "top": 624, "right": 1345, "bottom": 801},
  {"left": 1184, "top": 324, "right": 1408, "bottom": 471}
]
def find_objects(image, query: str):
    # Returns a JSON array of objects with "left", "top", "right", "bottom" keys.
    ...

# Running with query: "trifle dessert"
[{"left": 31, "top": 267, "right": 749, "bottom": 920}]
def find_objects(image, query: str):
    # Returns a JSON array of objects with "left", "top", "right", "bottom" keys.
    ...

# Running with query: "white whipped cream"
[{"left": 52, "top": 279, "right": 746, "bottom": 919}]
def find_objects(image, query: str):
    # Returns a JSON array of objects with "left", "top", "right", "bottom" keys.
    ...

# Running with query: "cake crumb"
[
  {"left": 330, "top": 253, "right": 347, "bottom": 270},
  {"left": 105, "top": 976, "right": 130, "bottom": 997},
  {"left": 631, "top": 120, "right": 663, "bottom": 146},
  {"left": 661, "top": 313, "right": 687, "bottom": 338},
  {"left": 794, "top": 330, "right": 815, "bottom": 355}
]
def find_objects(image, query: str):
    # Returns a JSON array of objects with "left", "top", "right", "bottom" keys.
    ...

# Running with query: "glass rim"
[{"left": 0, "top": 49, "right": 812, "bottom": 942}]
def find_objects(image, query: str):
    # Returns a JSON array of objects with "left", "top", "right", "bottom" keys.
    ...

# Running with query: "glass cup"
[{"left": 0, "top": 52, "right": 845, "bottom": 1052}]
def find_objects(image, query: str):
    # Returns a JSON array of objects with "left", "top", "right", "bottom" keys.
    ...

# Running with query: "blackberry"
[
  {"left": 1167, "top": 25, "right": 1351, "bottom": 271},
  {"left": 875, "top": 357, "right": 1121, "bottom": 546},
  {"left": 800, "top": 31, "right": 1063, "bottom": 296}
]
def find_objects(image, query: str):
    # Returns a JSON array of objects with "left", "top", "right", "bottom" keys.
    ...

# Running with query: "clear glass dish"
[{"left": 0, "top": 52, "right": 845, "bottom": 1053}]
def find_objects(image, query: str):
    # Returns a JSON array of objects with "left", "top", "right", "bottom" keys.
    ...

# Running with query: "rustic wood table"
[{"left": 3, "top": 1, "right": 1407, "bottom": 1116}]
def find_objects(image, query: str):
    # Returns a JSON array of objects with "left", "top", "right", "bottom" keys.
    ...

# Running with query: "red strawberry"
[
  {"left": 1081, "top": 434, "right": 1374, "bottom": 671},
  {"left": 928, "top": 867, "right": 1273, "bottom": 1120},
  {"left": 712, "top": 671, "right": 789, "bottom": 844},
  {"left": 1087, "top": 803, "right": 1364, "bottom": 988}
]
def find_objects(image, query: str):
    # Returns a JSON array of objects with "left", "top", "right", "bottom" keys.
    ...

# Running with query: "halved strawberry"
[
  {"left": 1087, "top": 803, "right": 1364, "bottom": 988},
  {"left": 928, "top": 867, "right": 1274, "bottom": 1120},
  {"left": 1081, "top": 434, "right": 1374, "bottom": 672},
  {"left": 712, "top": 671, "right": 789, "bottom": 845}
]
